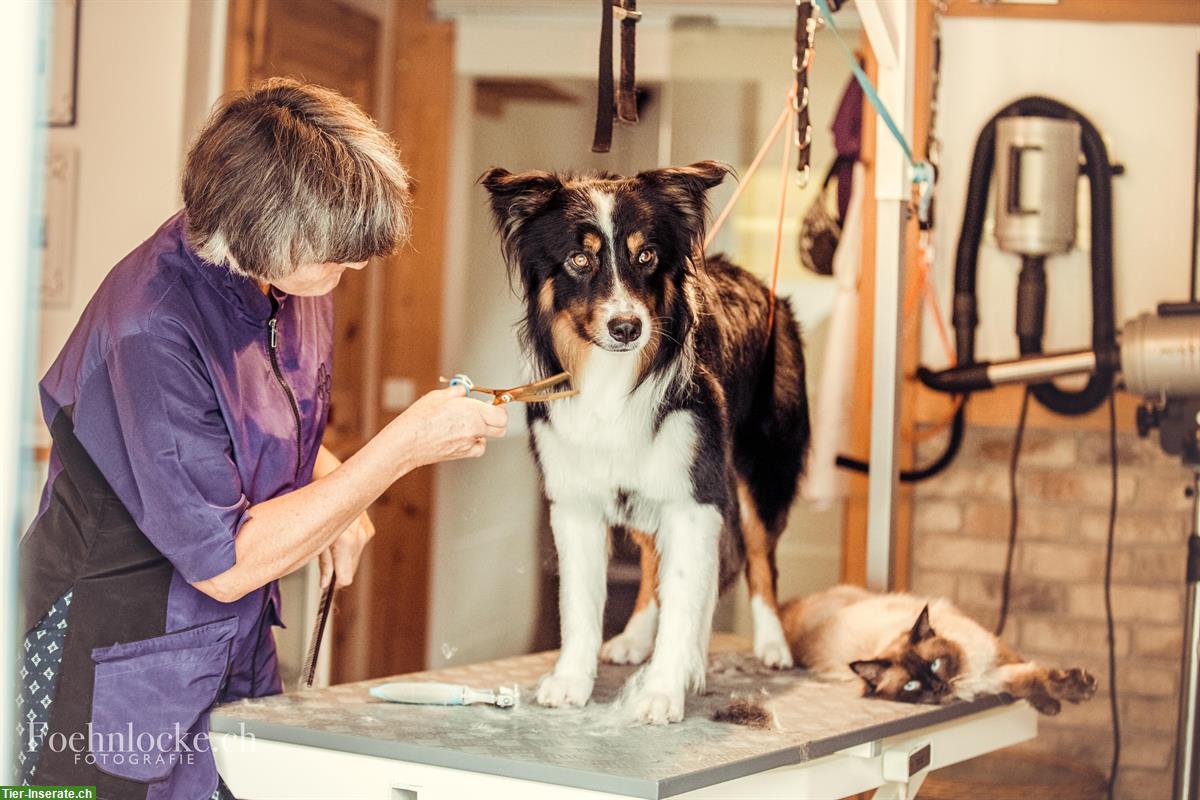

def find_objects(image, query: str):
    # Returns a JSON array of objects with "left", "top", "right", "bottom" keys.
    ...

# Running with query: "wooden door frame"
[{"left": 222, "top": 0, "right": 455, "bottom": 681}]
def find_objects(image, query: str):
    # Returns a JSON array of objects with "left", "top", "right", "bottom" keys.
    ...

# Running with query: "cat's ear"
[
  {"left": 850, "top": 659, "right": 890, "bottom": 692},
  {"left": 910, "top": 605, "right": 936, "bottom": 644}
]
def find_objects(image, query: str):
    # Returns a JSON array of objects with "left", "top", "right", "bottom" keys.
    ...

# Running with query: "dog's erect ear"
[
  {"left": 478, "top": 167, "right": 563, "bottom": 238},
  {"left": 636, "top": 161, "right": 734, "bottom": 253},
  {"left": 640, "top": 160, "right": 733, "bottom": 191},
  {"left": 909, "top": 605, "right": 936, "bottom": 645},
  {"left": 849, "top": 659, "right": 890, "bottom": 692}
]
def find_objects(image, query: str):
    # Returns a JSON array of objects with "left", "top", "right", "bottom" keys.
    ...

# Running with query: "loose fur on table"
[
  {"left": 781, "top": 585, "right": 1097, "bottom": 716},
  {"left": 481, "top": 161, "right": 810, "bottom": 724},
  {"left": 711, "top": 697, "right": 776, "bottom": 730}
]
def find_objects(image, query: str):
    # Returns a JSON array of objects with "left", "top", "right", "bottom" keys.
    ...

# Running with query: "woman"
[{"left": 17, "top": 79, "right": 507, "bottom": 799}]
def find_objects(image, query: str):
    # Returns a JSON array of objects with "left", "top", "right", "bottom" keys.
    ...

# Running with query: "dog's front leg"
[
  {"left": 537, "top": 501, "right": 608, "bottom": 708},
  {"left": 627, "top": 502, "right": 721, "bottom": 724}
]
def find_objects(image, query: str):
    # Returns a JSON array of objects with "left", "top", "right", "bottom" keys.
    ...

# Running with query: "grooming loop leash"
[{"left": 441, "top": 372, "right": 578, "bottom": 405}]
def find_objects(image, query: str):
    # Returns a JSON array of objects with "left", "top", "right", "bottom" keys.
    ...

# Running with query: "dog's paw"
[
  {"left": 754, "top": 637, "right": 795, "bottom": 670},
  {"left": 1049, "top": 668, "right": 1098, "bottom": 703},
  {"left": 536, "top": 672, "right": 594, "bottom": 708},
  {"left": 630, "top": 685, "right": 685, "bottom": 725},
  {"left": 601, "top": 632, "right": 653, "bottom": 665}
]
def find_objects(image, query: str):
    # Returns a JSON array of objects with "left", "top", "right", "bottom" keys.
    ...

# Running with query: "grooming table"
[{"left": 211, "top": 635, "right": 1036, "bottom": 800}]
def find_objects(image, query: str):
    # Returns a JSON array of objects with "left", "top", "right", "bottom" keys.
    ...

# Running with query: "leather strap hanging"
[
  {"left": 593, "top": 0, "right": 641, "bottom": 153},
  {"left": 616, "top": 0, "right": 639, "bottom": 124},
  {"left": 793, "top": 1, "right": 817, "bottom": 185}
]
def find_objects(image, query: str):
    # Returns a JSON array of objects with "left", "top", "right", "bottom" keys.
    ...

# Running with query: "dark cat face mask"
[{"left": 848, "top": 605, "right": 963, "bottom": 706}]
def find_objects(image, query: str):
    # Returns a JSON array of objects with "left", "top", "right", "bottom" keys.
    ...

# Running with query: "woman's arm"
[
  {"left": 313, "top": 443, "right": 374, "bottom": 590},
  {"left": 313, "top": 443, "right": 342, "bottom": 480},
  {"left": 192, "top": 386, "right": 506, "bottom": 603}
]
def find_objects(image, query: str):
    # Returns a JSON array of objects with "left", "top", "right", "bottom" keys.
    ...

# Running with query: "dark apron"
[{"left": 20, "top": 410, "right": 236, "bottom": 800}]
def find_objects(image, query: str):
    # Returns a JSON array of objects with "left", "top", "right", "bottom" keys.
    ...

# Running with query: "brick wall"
[{"left": 910, "top": 421, "right": 1193, "bottom": 798}]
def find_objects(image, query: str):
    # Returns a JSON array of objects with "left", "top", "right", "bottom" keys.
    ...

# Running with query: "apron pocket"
[{"left": 89, "top": 616, "right": 237, "bottom": 782}]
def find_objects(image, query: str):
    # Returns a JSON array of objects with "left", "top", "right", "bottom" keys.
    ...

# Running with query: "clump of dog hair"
[{"left": 711, "top": 697, "right": 775, "bottom": 730}]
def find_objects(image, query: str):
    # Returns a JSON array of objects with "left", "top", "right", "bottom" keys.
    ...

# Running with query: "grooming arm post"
[{"left": 858, "top": 0, "right": 917, "bottom": 591}]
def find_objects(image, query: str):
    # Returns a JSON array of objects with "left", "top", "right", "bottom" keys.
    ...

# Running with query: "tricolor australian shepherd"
[{"left": 481, "top": 161, "right": 810, "bottom": 724}]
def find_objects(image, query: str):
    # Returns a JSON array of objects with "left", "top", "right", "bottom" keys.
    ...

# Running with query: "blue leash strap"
[{"left": 812, "top": 0, "right": 934, "bottom": 222}]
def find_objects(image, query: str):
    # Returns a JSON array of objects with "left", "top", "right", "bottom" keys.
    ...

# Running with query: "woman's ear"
[
  {"left": 850, "top": 659, "right": 890, "bottom": 693},
  {"left": 478, "top": 167, "right": 562, "bottom": 237}
]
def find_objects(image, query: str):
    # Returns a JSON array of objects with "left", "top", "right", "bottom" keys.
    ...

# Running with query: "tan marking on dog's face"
[
  {"left": 583, "top": 231, "right": 602, "bottom": 254},
  {"left": 626, "top": 231, "right": 645, "bottom": 256},
  {"left": 552, "top": 309, "right": 592, "bottom": 376},
  {"left": 538, "top": 278, "right": 556, "bottom": 314}
]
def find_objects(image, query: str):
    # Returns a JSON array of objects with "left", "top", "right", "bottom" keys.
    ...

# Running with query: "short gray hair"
[{"left": 183, "top": 78, "right": 411, "bottom": 281}]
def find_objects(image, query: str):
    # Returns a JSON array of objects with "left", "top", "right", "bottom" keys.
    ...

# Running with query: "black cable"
[
  {"left": 834, "top": 402, "right": 967, "bottom": 483},
  {"left": 994, "top": 387, "right": 1030, "bottom": 637},
  {"left": 1104, "top": 392, "right": 1121, "bottom": 800}
]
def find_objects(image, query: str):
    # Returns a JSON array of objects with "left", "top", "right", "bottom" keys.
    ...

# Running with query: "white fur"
[
  {"left": 751, "top": 596, "right": 794, "bottom": 669},
  {"left": 628, "top": 501, "right": 720, "bottom": 723},
  {"left": 601, "top": 600, "right": 657, "bottom": 665},
  {"left": 589, "top": 188, "right": 617, "bottom": 255},
  {"left": 533, "top": 347, "right": 717, "bottom": 723},
  {"left": 535, "top": 502, "right": 608, "bottom": 708},
  {"left": 589, "top": 188, "right": 650, "bottom": 351}
]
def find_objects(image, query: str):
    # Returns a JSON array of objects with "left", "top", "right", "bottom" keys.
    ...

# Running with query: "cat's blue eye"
[
  {"left": 931, "top": 658, "right": 943, "bottom": 673},
  {"left": 903, "top": 680, "right": 921, "bottom": 692}
]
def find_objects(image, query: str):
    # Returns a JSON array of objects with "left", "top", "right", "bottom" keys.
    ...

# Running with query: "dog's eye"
[
  {"left": 637, "top": 248, "right": 656, "bottom": 266},
  {"left": 931, "top": 658, "right": 943, "bottom": 673},
  {"left": 903, "top": 680, "right": 921, "bottom": 692},
  {"left": 568, "top": 252, "right": 590, "bottom": 270}
]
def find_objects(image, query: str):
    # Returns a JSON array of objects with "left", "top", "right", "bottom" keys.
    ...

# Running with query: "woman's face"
[{"left": 274, "top": 260, "right": 368, "bottom": 296}]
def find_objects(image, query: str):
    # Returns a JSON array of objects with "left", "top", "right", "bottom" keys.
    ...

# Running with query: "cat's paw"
[
  {"left": 601, "top": 631, "right": 653, "bottom": 665},
  {"left": 629, "top": 685, "right": 686, "bottom": 725},
  {"left": 536, "top": 672, "right": 594, "bottom": 708},
  {"left": 1027, "top": 694, "right": 1062, "bottom": 715},
  {"left": 754, "top": 638, "right": 795, "bottom": 670},
  {"left": 1049, "top": 668, "right": 1097, "bottom": 703}
]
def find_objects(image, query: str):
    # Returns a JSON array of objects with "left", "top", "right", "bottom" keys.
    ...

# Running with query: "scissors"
[{"left": 439, "top": 372, "right": 578, "bottom": 405}]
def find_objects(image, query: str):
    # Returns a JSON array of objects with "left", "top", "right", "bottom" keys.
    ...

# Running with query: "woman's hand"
[
  {"left": 318, "top": 509, "right": 375, "bottom": 589},
  {"left": 389, "top": 385, "right": 508, "bottom": 467}
]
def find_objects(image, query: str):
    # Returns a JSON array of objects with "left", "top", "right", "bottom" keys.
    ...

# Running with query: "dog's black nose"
[{"left": 607, "top": 316, "right": 642, "bottom": 344}]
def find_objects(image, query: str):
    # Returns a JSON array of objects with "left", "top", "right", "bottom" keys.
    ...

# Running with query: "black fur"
[{"left": 480, "top": 160, "right": 810, "bottom": 595}]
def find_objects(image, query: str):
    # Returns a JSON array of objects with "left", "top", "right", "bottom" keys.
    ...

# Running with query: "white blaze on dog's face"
[
  {"left": 479, "top": 161, "right": 731, "bottom": 376},
  {"left": 586, "top": 188, "right": 650, "bottom": 353}
]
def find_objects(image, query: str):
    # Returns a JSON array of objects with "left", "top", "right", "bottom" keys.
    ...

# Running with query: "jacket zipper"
[{"left": 268, "top": 296, "right": 303, "bottom": 481}]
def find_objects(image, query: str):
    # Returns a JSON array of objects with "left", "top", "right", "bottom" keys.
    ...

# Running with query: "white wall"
[
  {"left": 37, "top": 0, "right": 228, "bottom": 431},
  {"left": 925, "top": 18, "right": 1200, "bottom": 366}
]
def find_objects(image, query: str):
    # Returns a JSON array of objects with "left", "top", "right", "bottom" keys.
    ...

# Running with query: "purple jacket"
[{"left": 20, "top": 212, "right": 332, "bottom": 799}]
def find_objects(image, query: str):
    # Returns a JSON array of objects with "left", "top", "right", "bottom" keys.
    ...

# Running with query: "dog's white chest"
[{"left": 531, "top": 352, "right": 696, "bottom": 516}]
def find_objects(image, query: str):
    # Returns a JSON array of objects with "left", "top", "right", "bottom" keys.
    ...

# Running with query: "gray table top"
[{"left": 211, "top": 636, "right": 1009, "bottom": 799}]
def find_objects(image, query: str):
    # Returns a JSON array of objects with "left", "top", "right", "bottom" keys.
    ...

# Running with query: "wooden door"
[
  {"left": 225, "top": 0, "right": 377, "bottom": 456},
  {"left": 224, "top": 0, "right": 451, "bottom": 681}
]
